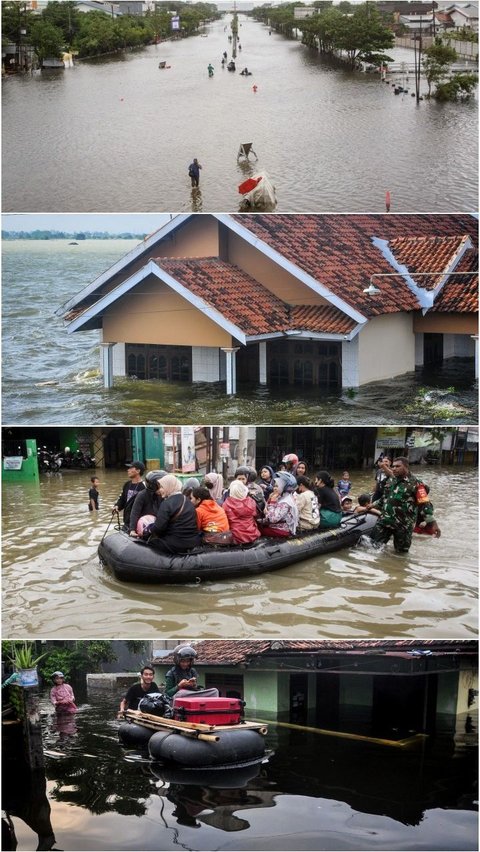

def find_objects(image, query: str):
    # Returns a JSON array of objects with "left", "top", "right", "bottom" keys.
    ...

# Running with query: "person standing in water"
[{"left": 188, "top": 158, "right": 202, "bottom": 188}]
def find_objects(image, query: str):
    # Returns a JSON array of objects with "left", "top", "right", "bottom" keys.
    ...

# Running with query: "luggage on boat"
[
  {"left": 173, "top": 696, "right": 244, "bottom": 725},
  {"left": 138, "top": 692, "right": 172, "bottom": 717}
]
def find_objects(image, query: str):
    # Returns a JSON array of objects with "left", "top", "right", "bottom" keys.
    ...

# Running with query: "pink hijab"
[{"left": 204, "top": 472, "right": 224, "bottom": 502}]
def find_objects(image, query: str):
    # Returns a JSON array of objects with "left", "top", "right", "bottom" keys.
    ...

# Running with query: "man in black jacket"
[{"left": 113, "top": 461, "right": 146, "bottom": 530}]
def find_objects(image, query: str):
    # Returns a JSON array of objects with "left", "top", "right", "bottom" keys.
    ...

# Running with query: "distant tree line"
[
  {"left": 2, "top": 1, "right": 221, "bottom": 63},
  {"left": 2, "top": 230, "right": 147, "bottom": 240}
]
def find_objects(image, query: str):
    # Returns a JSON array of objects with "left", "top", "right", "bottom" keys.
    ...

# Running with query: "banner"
[
  {"left": 171, "top": 16, "right": 180, "bottom": 31},
  {"left": 181, "top": 426, "right": 196, "bottom": 472}
]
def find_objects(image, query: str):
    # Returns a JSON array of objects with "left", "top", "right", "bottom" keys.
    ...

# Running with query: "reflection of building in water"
[{"left": 153, "top": 640, "right": 478, "bottom": 740}]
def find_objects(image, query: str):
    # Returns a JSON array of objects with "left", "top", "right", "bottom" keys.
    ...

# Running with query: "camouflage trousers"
[{"left": 369, "top": 519, "right": 414, "bottom": 553}]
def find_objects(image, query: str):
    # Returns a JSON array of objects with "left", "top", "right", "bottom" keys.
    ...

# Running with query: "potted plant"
[{"left": 9, "top": 642, "right": 48, "bottom": 687}]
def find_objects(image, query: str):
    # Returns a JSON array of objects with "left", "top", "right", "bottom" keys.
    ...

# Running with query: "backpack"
[{"left": 188, "top": 166, "right": 195, "bottom": 177}]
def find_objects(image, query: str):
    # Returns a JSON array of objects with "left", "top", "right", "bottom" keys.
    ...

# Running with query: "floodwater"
[
  {"left": 2, "top": 240, "right": 478, "bottom": 426},
  {"left": 3, "top": 692, "right": 478, "bottom": 851},
  {"left": 2, "top": 467, "right": 477, "bottom": 639},
  {"left": 2, "top": 17, "right": 477, "bottom": 213}
]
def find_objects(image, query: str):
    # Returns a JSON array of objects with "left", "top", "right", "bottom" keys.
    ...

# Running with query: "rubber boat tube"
[
  {"left": 148, "top": 728, "right": 266, "bottom": 767},
  {"left": 99, "top": 513, "right": 378, "bottom": 584}
]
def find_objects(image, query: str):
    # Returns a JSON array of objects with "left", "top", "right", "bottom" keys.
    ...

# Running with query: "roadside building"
[
  {"left": 152, "top": 640, "right": 478, "bottom": 737},
  {"left": 59, "top": 214, "right": 478, "bottom": 395}
]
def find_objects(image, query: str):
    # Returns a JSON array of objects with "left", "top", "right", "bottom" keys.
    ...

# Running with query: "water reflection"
[{"left": 5, "top": 695, "right": 477, "bottom": 851}]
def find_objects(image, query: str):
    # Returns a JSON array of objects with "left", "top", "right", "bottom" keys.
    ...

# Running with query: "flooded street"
[
  {"left": 4, "top": 691, "right": 477, "bottom": 851},
  {"left": 2, "top": 240, "right": 477, "bottom": 426},
  {"left": 2, "top": 17, "right": 477, "bottom": 213},
  {"left": 2, "top": 467, "right": 477, "bottom": 639}
]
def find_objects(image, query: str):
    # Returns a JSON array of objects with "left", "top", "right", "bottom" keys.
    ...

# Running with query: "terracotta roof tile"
[
  {"left": 153, "top": 640, "right": 476, "bottom": 666},
  {"left": 155, "top": 257, "right": 356, "bottom": 336},
  {"left": 232, "top": 214, "right": 478, "bottom": 318},
  {"left": 389, "top": 235, "right": 472, "bottom": 290},
  {"left": 432, "top": 253, "right": 479, "bottom": 313}
]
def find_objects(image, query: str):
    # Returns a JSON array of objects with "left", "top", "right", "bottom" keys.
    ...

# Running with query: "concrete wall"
[
  {"left": 413, "top": 313, "right": 477, "bottom": 334},
  {"left": 192, "top": 347, "right": 221, "bottom": 382},
  {"left": 112, "top": 342, "right": 126, "bottom": 376},
  {"left": 227, "top": 229, "right": 331, "bottom": 307},
  {"left": 358, "top": 314, "right": 414, "bottom": 384},
  {"left": 341, "top": 336, "right": 359, "bottom": 387},
  {"left": 443, "top": 333, "right": 476, "bottom": 358},
  {"left": 415, "top": 332, "right": 424, "bottom": 366},
  {"left": 102, "top": 274, "right": 234, "bottom": 347}
]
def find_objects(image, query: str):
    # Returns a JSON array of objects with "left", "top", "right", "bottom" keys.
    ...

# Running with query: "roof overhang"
[
  {"left": 246, "top": 325, "right": 363, "bottom": 343},
  {"left": 66, "top": 260, "right": 247, "bottom": 344}
]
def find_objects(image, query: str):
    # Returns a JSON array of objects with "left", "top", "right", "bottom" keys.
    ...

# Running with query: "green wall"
[{"left": 2, "top": 439, "right": 39, "bottom": 483}]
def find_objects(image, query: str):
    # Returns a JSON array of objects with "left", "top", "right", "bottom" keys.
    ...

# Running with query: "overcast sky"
[{"left": 2, "top": 213, "right": 172, "bottom": 233}]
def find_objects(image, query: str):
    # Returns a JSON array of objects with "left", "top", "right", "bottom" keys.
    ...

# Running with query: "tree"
[
  {"left": 1, "top": 2, "right": 33, "bottom": 45},
  {"left": 333, "top": 3, "right": 394, "bottom": 69},
  {"left": 42, "top": 1, "right": 80, "bottom": 47},
  {"left": 30, "top": 19, "right": 64, "bottom": 65},
  {"left": 422, "top": 41, "right": 458, "bottom": 97},
  {"left": 434, "top": 72, "right": 478, "bottom": 101}
]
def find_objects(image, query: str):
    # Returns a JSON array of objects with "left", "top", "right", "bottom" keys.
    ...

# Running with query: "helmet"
[
  {"left": 136, "top": 514, "right": 156, "bottom": 537},
  {"left": 52, "top": 671, "right": 65, "bottom": 680},
  {"left": 282, "top": 453, "right": 299, "bottom": 466},
  {"left": 145, "top": 470, "right": 167, "bottom": 490},
  {"left": 173, "top": 645, "right": 197, "bottom": 665},
  {"left": 274, "top": 471, "right": 298, "bottom": 493}
]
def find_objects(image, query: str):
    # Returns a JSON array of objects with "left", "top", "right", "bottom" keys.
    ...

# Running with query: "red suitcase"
[{"left": 173, "top": 696, "right": 244, "bottom": 725}]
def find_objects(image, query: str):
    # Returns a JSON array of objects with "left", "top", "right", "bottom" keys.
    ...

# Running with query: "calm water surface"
[
  {"left": 2, "top": 240, "right": 477, "bottom": 426},
  {"left": 4, "top": 693, "right": 478, "bottom": 851},
  {"left": 2, "top": 17, "right": 477, "bottom": 213},
  {"left": 2, "top": 467, "right": 477, "bottom": 639}
]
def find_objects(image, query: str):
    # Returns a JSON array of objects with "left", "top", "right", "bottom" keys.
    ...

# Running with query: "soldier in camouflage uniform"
[{"left": 368, "top": 457, "right": 438, "bottom": 553}]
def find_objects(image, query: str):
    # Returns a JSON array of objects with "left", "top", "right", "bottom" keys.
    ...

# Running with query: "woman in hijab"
[
  {"left": 257, "top": 465, "right": 275, "bottom": 500},
  {"left": 262, "top": 471, "right": 299, "bottom": 538},
  {"left": 222, "top": 480, "right": 262, "bottom": 544},
  {"left": 148, "top": 474, "right": 200, "bottom": 553},
  {"left": 203, "top": 472, "right": 225, "bottom": 505}
]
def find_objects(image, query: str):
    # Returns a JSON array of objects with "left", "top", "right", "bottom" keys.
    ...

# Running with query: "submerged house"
[
  {"left": 152, "top": 640, "right": 478, "bottom": 736},
  {"left": 59, "top": 214, "right": 478, "bottom": 393}
]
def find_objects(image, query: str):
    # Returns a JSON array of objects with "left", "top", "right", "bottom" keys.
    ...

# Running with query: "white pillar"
[
  {"left": 259, "top": 341, "right": 267, "bottom": 385},
  {"left": 100, "top": 343, "right": 115, "bottom": 389},
  {"left": 221, "top": 347, "right": 240, "bottom": 395}
]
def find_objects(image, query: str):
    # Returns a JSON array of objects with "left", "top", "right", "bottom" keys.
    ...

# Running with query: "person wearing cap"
[
  {"left": 113, "top": 461, "right": 146, "bottom": 530},
  {"left": 50, "top": 672, "right": 77, "bottom": 714},
  {"left": 340, "top": 495, "right": 354, "bottom": 515}
]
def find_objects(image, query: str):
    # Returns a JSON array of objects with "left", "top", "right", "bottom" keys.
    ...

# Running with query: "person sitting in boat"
[
  {"left": 147, "top": 475, "right": 200, "bottom": 554},
  {"left": 295, "top": 476, "right": 320, "bottom": 531},
  {"left": 50, "top": 672, "right": 77, "bottom": 715},
  {"left": 222, "top": 480, "right": 262, "bottom": 544},
  {"left": 119, "top": 665, "right": 159, "bottom": 714},
  {"left": 314, "top": 471, "right": 342, "bottom": 529},
  {"left": 165, "top": 646, "right": 219, "bottom": 701},
  {"left": 261, "top": 472, "right": 299, "bottom": 538},
  {"left": 354, "top": 493, "right": 378, "bottom": 514},
  {"left": 293, "top": 460, "right": 308, "bottom": 479},
  {"left": 256, "top": 464, "right": 275, "bottom": 500},
  {"left": 190, "top": 486, "right": 230, "bottom": 537},
  {"left": 340, "top": 496, "right": 354, "bottom": 515},
  {"left": 203, "top": 471, "right": 224, "bottom": 505},
  {"left": 240, "top": 67, "right": 251, "bottom": 76},
  {"left": 224, "top": 466, "right": 265, "bottom": 515},
  {"left": 227, "top": 60, "right": 236, "bottom": 71},
  {"left": 182, "top": 476, "right": 200, "bottom": 499},
  {"left": 129, "top": 469, "right": 167, "bottom": 536},
  {"left": 280, "top": 453, "right": 299, "bottom": 474}
]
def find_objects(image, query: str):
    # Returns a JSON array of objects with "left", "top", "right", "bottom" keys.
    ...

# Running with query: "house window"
[
  {"left": 125, "top": 345, "right": 191, "bottom": 381},
  {"left": 268, "top": 340, "right": 341, "bottom": 387},
  {"left": 205, "top": 673, "right": 244, "bottom": 699}
]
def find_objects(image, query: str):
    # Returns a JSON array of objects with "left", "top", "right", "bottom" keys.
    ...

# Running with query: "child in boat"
[
  {"left": 50, "top": 672, "right": 77, "bottom": 714},
  {"left": 190, "top": 486, "right": 230, "bottom": 535},
  {"left": 295, "top": 476, "right": 320, "bottom": 530},
  {"left": 262, "top": 472, "right": 299, "bottom": 538},
  {"left": 354, "top": 493, "right": 379, "bottom": 514},
  {"left": 223, "top": 480, "right": 262, "bottom": 544},
  {"left": 341, "top": 496, "right": 354, "bottom": 515},
  {"left": 256, "top": 464, "right": 275, "bottom": 500}
]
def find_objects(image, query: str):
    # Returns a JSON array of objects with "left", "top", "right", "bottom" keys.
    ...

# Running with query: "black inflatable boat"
[{"left": 99, "top": 512, "right": 378, "bottom": 584}]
